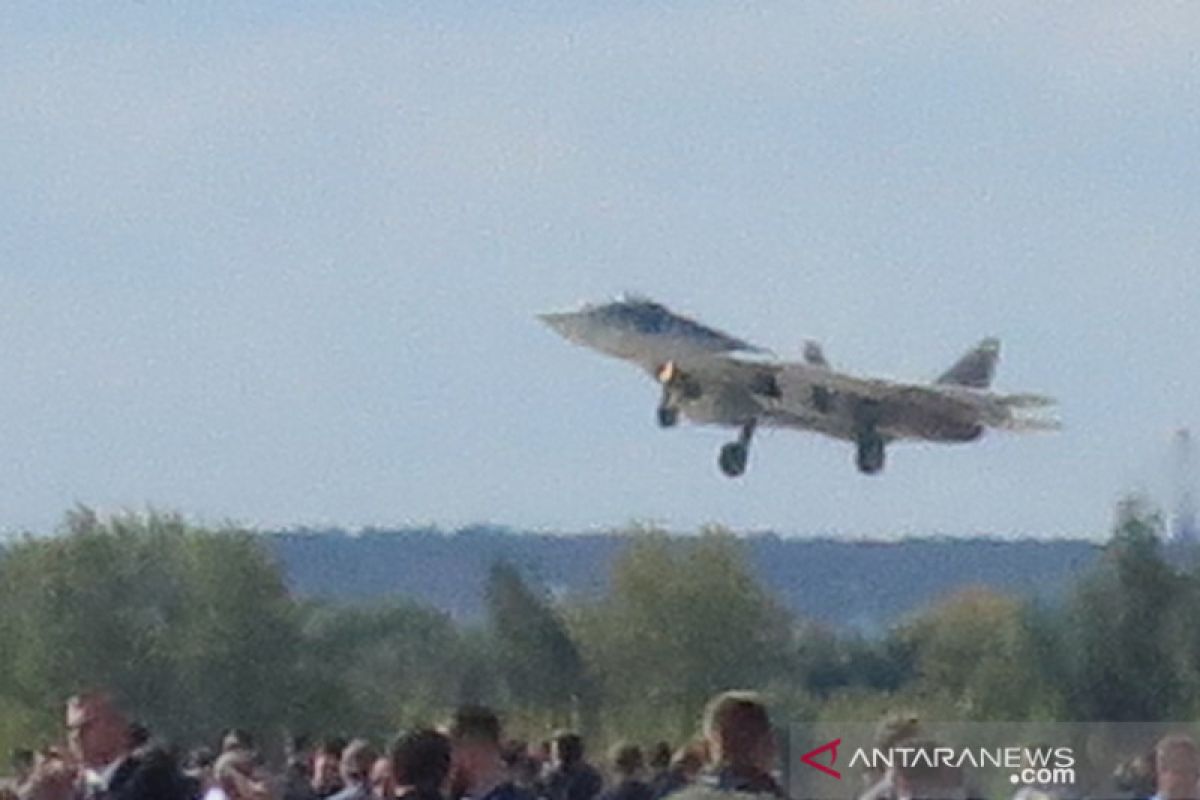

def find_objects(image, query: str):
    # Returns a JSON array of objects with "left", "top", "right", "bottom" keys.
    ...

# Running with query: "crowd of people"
[
  {"left": 6, "top": 691, "right": 1200, "bottom": 800},
  {"left": 0, "top": 691, "right": 776, "bottom": 800}
]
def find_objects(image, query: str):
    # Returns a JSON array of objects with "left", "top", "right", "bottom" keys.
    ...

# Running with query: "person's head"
[
  {"left": 649, "top": 743, "right": 672, "bottom": 773},
  {"left": 66, "top": 692, "right": 131, "bottom": 768},
  {"left": 1114, "top": 751, "right": 1157, "bottom": 798},
  {"left": 287, "top": 735, "right": 314, "bottom": 775},
  {"left": 669, "top": 742, "right": 705, "bottom": 780},
  {"left": 1156, "top": 735, "right": 1200, "bottom": 800},
  {"left": 551, "top": 732, "right": 585, "bottom": 769},
  {"left": 342, "top": 740, "right": 379, "bottom": 787},
  {"left": 608, "top": 742, "right": 644, "bottom": 781},
  {"left": 701, "top": 691, "right": 774, "bottom": 773},
  {"left": 313, "top": 737, "right": 348, "bottom": 793},
  {"left": 449, "top": 705, "right": 504, "bottom": 787},
  {"left": 221, "top": 728, "right": 255, "bottom": 755},
  {"left": 215, "top": 749, "right": 258, "bottom": 800},
  {"left": 892, "top": 740, "right": 964, "bottom": 800},
  {"left": 370, "top": 757, "right": 395, "bottom": 800},
  {"left": 391, "top": 728, "right": 452, "bottom": 793}
]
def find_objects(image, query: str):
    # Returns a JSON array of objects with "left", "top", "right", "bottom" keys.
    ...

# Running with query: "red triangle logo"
[{"left": 800, "top": 738, "right": 842, "bottom": 780}]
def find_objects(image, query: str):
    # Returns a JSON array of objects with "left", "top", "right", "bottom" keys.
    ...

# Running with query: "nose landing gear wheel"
[
  {"left": 855, "top": 433, "right": 886, "bottom": 475},
  {"left": 657, "top": 406, "right": 679, "bottom": 428},
  {"left": 719, "top": 442, "right": 749, "bottom": 477}
]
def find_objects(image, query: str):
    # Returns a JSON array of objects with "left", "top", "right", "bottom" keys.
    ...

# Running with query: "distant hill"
[{"left": 267, "top": 527, "right": 1101, "bottom": 630}]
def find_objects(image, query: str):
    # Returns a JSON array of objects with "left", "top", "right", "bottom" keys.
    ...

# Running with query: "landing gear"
[
  {"left": 718, "top": 420, "right": 756, "bottom": 478},
  {"left": 719, "top": 442, "right": 748, "bottom": 477},
  {"left": 855, "top": 431, "right": 886, "bottom": 474},
  {"left": 853, "top": 400, "right": 886, "bottom": 475},
  {"left": 657, "top": 404, "right": 679, "bottom": 428}
]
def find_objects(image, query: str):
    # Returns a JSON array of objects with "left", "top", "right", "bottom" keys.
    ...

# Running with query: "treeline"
[{"left": 2, "top": 500, "right": 1199, "bottom": 759}]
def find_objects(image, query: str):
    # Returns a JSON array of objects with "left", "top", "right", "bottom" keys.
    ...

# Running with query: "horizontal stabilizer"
[{"left": 998, "top": 392, "right": 1057, "bottom": 409}]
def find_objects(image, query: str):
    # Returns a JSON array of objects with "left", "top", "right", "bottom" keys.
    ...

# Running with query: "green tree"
[
  {"left": 0, "top": 508, "right": 303, "bottom": 752},
  {"left": 1061, "top": 497, "right": 1190, "bottom": 721},
  {"left": 571, "top": 528, "right": 795, "bottom": 741},
  {"left": 485, "top": 561, "right": 590, "bottom": 728},
  {"left": 898, "top": 588, "right": 1049, "bottom": 719},
  {"left": 294, "top": 599, "right": 479, "bottom": 738}
]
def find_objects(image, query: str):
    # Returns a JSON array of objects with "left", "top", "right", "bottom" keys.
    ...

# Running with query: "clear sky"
[{"left": 2, "top": 3, "right": 1197, "bottom": 539}]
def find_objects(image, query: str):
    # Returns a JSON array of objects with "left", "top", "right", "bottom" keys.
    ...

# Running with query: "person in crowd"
[
  {"left": 279, "top": 735, "right": 318, "bottom": 800},
  {"left": 447, "top": 706, "right": 532, "bottom": 800},
  {"left": 392, "top": 728, "right": 452, "bottom": 800},
  {"left": 543, "top": 733, "right": 602, "bottom": 800},
  {"left": 208, "top": 749, "right": 270, "bottom": 800},
  {"left": 313, "top": 739, "right": 349, "bottom": 799},
  {"left": 183, "top": 747, "right": 217, "bottom": 800},
  {"left": 859, "top": 713, "right": 923, "bottom": 800},
  {"left": 369, "top": 756, "right": 395, "bottom": 800},
  {"left": 500, "top": 741, "right": 540, "bottom": 796},
  {"left": 0, "top": 783, "right": 17, "bottom": 800},
  {"left": 1152, "top": 735, "right": 1200, "bottom": 800},
  {"left": 128, "top": 723, "right": 152, "bottom": 756},
  {"left": 220, "top": 730, "right": 256, "bottom": 756},
  {"left": 66, "top": 691, "right": 189, "bottom": 800},
  {"left": 650, "top": 743, "right": 704, "bottom": 800},
  {"left": 1114, "top": 750, "right": 1157, "bottom": 800},
  {"left": 15, "top": 750, "right": 76, "bottom": 800},
  {"left": 677, "top": 691, "right": 784, "bottom": 800},
  {"left": 647, "top": 745, "right": 671, "bottom": 792},
  {"left": 891, "top": 741, "right": 964, "bottom": 800},
  {"left": 598, "top": 743, "right": 651, "bottom": 800},
  {"left": 329, "top": 739, "right": 379, "bottom": 800}
]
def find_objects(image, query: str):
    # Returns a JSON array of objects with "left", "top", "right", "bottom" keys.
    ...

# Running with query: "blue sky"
[{"left": 2, "top": 3, "right": 1197, "bottom": 538}]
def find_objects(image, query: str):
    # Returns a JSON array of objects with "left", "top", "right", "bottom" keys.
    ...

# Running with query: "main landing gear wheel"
[
  {"left": 717, "top": 419, "right": 756, "bottom": 478},
  {"left": 719, "top": 442, "right": 749, "bottom": 477},
  {"left": 855, "top": 432, "right": 886, "bottom": 475}
]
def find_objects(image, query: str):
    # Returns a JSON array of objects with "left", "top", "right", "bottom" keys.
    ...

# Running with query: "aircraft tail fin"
[
  {"left": 803, "top": 340, "right": 829, "bottom": 367},
  {"left": 936, "top": 338, "right": 1000, "bottom": 389}
]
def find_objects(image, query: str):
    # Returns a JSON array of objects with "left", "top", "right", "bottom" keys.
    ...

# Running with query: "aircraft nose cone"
[{"left": 538, "top": 310, "right": 589, "bottom": 342}]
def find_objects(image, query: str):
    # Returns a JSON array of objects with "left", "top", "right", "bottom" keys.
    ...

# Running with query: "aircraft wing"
[{"left": 539, "top": 296, "right": 767, "bottom": 375}]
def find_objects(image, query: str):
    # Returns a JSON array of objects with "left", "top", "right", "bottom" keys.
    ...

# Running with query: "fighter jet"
[{"left": 540, "top": 297, "right": 1058, "bottom": 476}]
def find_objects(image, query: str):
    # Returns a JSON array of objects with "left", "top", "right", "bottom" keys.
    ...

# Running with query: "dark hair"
[
  {"left": 319, "top": 737, "right": 349, "bottom": 758},
  {"left": 450, "top": 706, "right": 502, "bottom": 745},
  {"left": 129, "top": 721, "right": 151, "bottom": 749},
  {"left": 287, "top": 734, "right": 312, "bottom": 757},
  {"left": 391, "top": 729, "right": 452, "bottom": 790},
  {"left": 502, "top": 740, "right": 528, "bottom": 768},
  {"left": 702, "top": 691, "right": 771, "bottom": 766},
  {"left": 649, "top": 742, "right": 671, "bottom": 771},
  {"left": 609, "top": 742, "right": 643, "bottom": 777},
  {"left": 343, "top": 739, "right": 379, "bottom": 782},
  {"left": 553, "top": 732, "right": 585, "bottom": 766},
  {"left": 187, "top": 747, "right": 216, "bottom": 771}
]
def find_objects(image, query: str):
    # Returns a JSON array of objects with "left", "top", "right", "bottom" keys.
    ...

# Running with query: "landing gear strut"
[
  {"left": 855, "top": 431, "right": 886, "bottom": 474},
  {"left": 718, "top": 420, "right": 756, "bottom": 478},
  {"left": 853, "top": 400, "right": 886, "bottom": 475}
]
